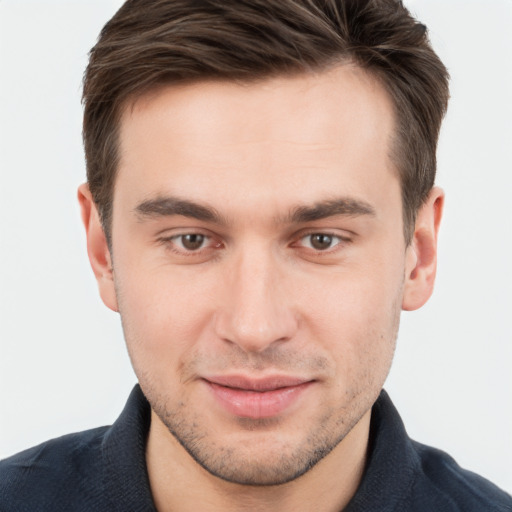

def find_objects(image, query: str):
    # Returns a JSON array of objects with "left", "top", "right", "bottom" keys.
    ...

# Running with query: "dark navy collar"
[
  {"left": 344, "top": 389, "right": 419, "bottom": 511},
  {"left": 101, "top": 385, "right": 156, "bottom": 512}
]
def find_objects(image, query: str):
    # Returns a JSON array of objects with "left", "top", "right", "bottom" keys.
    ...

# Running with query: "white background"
[{"left": 1, "top": 0, "right": 511, "bottom": 495}]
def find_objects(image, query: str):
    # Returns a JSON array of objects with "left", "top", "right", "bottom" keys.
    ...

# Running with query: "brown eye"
[
  {"left": 309, "top": 234, "right": 334, "bottom": 250},
  {"left": 179, "top": 234, "right": 206, "bottom": 250}
]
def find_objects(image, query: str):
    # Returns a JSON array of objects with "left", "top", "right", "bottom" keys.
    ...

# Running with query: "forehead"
[
  {"left": 115, "top": 65, "right": 398, "bottom": 218},
  {"left": 122, "top": 65, "right": 395, "bottom": 148}
]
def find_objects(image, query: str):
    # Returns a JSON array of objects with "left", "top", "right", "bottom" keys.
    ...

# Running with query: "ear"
[
  {"left": 402, "top": 187, "right": 444, "bottom": 311},
  {"left": 78, "top": 183, "right": 118, "bottom": 312}
]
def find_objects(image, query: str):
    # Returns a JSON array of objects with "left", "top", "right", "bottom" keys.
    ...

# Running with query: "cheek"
[
  {"left": 303, "top": 259, "right": 403, "bottom": 330},
  {"left": 300, "top": 263, "right": 403, "bottom": 382},
  {"left": 114, "top": 264, "right": 217, "bottom": 369}
]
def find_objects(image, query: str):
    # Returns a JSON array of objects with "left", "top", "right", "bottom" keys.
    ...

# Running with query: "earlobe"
[
  {"left": 402, "top": 187, "right": 444, "bottom": 311},
  {"left": 77, "top": 183, "right": 119, "bottom": 312}
]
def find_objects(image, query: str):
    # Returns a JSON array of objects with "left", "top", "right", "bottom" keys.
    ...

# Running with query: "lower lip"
[{"left": 205, "top": 381, "right": 313, "bottom": 419}]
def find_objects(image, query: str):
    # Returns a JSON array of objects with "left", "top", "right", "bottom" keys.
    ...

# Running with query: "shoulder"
[
  {"left": 0, "top": 426, "right": 110, "bottom": 512},
  {"left": 360, "top": 391, "right": 512, "bottom": 512},
  {"left": 406, "top": 440, "right": 512, "bottom": 511}
]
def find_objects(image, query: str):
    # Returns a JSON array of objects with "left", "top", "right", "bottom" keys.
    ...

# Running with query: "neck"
[{"left": 146, "top": 410, "right": 371, "bottom": 512}]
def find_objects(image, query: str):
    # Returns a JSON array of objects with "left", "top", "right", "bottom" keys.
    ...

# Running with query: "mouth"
[{"left": 203, "top": 375, "right": 315, "bottom": 419}]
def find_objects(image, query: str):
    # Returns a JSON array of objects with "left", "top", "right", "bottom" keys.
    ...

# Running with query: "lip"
[{"left": 203, "top": 375, "right": 314, "bottom": 419}]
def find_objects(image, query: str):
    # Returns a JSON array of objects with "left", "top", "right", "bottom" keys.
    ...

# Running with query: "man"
[{"left": 1, "top": 0, "right": 510, "bottom": 510}]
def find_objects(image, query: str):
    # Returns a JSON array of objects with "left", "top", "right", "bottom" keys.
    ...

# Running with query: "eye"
[
  {"left": 299, "top": 233, "right": 344, "bottom": 251},
  {"left": 172, "top": 233, "right": 209, "bottom": 251},
  {"left": 156, "top": 231, "right": 224, "bottom": 262}
]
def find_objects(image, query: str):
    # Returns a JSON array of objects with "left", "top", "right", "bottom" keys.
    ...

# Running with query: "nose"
[{"left": 214, "top": 246, "right": 298, "bottom": 353}]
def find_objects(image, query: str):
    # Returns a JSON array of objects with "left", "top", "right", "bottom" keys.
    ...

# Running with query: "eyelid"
[
  {"left": 171, "top": 233, "right": 209, "bottom": 251},
  {"left": 292, "top": 229, "right": 352, "bottom": 254},
  {"left": 156, "top": 229, "right": 223, "bottom": 256},
  {"left": 155, "top": 227, "right": 352, "bottom": 258}
]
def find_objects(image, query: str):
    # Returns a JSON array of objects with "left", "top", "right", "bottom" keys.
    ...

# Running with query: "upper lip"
[{"left": 204, "top": 375, "right": 312, "bottom": 392}]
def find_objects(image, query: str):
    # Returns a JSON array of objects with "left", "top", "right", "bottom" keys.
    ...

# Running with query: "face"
[{"left": 104, "top": 66, "right": 415, "bottom": 485}]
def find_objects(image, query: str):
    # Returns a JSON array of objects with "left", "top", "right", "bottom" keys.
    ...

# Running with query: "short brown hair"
[{"left": 83, "top": 0, "right": 449, "bottom": 244}]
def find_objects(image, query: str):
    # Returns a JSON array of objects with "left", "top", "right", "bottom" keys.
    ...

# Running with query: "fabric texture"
[{"left": 1, "top": 386, "right": 510, "bottom": 511}]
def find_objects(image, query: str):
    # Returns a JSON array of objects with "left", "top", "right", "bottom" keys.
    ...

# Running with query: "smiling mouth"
[{"left": 203, "top": 375, "right": 314, "bottom": 419}]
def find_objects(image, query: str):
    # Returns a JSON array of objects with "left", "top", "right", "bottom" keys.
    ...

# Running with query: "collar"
[
  {"left": 344, "top": 389, "right": 419, "bottom": 511},
  {"left": 101, "top": 385, "right": 156, "bottom": 512}
]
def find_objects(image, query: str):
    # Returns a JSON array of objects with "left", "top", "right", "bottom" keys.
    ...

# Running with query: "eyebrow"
[
  {"left": 135, "top": 196, "right": 225, "bottom": 224},
  {"left": 288, "top": 198, "right": 376, "bottom": 223},
  {"left": 134, "top": 195, "right": 376, "bottom": 225}
]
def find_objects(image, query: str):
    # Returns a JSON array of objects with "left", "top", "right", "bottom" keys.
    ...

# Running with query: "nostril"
[{"left": 215, "top": 312, "right": 297, "bottom": 354}]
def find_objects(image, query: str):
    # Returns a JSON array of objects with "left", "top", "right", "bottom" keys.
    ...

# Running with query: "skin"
[{"left": 79, "top": 64, "right": 443, "bottom": 512}]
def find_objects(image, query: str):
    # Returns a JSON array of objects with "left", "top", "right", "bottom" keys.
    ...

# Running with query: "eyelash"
[
  {"left": 157, "top": 231, "right": 352, "bottom": 258},
  {"left": 157, "top": 233, "right": 221, "bottom": 256},
  {"left": 295, "top": 231, "right": 351, "bottom": 255}
]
